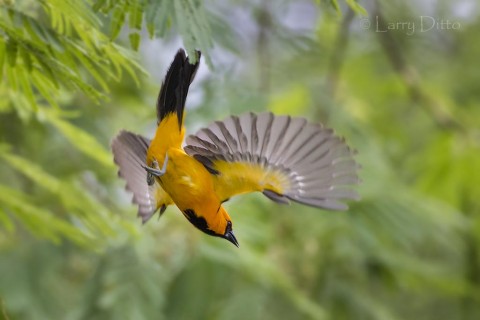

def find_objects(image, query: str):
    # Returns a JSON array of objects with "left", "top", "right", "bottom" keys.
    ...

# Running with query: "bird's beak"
[{"left": 224, "top": 230, "right": 239, "bottom": 248}]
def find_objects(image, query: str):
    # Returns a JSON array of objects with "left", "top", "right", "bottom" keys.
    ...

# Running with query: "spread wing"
[
  {"left": 184, "top": 112, "right": 360, "bottom": 210},
  {"left": 111, "top": 130, "right": 173, "bottom": 223}
]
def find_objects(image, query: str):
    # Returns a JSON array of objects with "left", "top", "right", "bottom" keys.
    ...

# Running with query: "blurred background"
[{"left": 0, "top": 0, "right": 479, "bottom": 319}]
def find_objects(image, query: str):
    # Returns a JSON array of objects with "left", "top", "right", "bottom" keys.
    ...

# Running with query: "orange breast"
[{"left": 157, "top": 148, "right": 220, "bottom": 215}]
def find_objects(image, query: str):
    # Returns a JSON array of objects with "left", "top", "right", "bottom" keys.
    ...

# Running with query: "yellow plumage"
[
  {"left": 147, "top": 114, "right": 184, "bottom": 165},
  {"left": 211, "top": 161, "right": 290, "bottom": 201},
  {"left": 112, "top": 49, "right": 359, "bottom": 247},
  {"left": 146, "top": 111, "right": 232, "bottom": 239}
]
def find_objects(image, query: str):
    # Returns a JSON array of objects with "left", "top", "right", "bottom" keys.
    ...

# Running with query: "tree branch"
[
  {"left": 326, "top": 7, "right": 355, "bottom": 98},
  {"left": 373, "top": 1, "right": 464, "bottom": 132}
]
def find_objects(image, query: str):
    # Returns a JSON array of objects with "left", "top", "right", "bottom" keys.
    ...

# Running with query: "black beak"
[{"left": 224, "top": 230, "right": 239, "bottom": 248}]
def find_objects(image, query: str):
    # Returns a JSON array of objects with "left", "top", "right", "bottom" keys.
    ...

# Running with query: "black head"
[
  {"left": 183, "top": 209, "right": 239, "bottom": 247},
  {"left": 223, "top": 221, "right": 239, "bottom": 247}
]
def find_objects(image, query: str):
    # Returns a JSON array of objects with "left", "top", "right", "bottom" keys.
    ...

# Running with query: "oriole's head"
[{"left": 183, "top": 206, "right": 238, "bottom": 247}]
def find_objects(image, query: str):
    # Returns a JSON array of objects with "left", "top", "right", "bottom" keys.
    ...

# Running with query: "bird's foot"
[{"left": 143, "top": 153, "right": 169, "bottom": 185}]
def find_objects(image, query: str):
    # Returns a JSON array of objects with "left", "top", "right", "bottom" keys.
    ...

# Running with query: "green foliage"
[
  {"left": 0, "top": 183, "right": 95, "bottom": 247},
  {"left": 320, "top": 0, "right": 366, "bottom": 15},
  {"left": 0, "top": 1, "right": 143, "bottom": 113},
  {"left": 43, "top": 109, "right": 114, "bottom": 167},
  {"left": 1, "top": 0, "right": 479, "bottom": 320},
  {"left": 92, "top": 0, "right": 214, "bottom": 65}
]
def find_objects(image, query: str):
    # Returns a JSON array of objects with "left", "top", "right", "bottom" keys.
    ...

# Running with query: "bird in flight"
[{"left": 112, "top": 49, "right": 360, "bottom": 247}]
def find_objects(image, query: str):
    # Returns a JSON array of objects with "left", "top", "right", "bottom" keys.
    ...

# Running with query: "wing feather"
[
  {"left": 271, "top": 117, "right": 306, "bottom": 165},
  {"left": 215, "top": 120, "right": 238, "bottom": 153},
  {"left": 264, "top": 115, "right": 290, "bottom": 160},
  {"left": 112, "top": 130, "right": 173, "bottom": 223},
  {"left": 184, "top": 112, "right": 360, "bottom": 211},
  {"left": 233, "top": 116, "right": 249, "bottom": 154},
  {"left": 257, "top": 112, "right": 274, "bottom": 157}
]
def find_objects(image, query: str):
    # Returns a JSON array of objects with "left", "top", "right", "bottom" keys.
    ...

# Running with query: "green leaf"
[
  {"left": 110, "top": 4, "right": 127, "bottom": 40},
  {"left": 6, "top": 37, "right": 17, "bottom": 66},
  {"left": 18, "top": 45, "right": 33, "bottom": 71},
  {"left": 5, "top": 61, "right": 18, "bottom": 91},
  {"left": 0, "top": 150, "right": 118, "bottom": 237},
  {"left": 129, "top": 32, "right": 140, "bottom": 51},
  {"left": 0, "top": 184, "right": 94, "bottom": 247},
  {"left": 0, "top": 38, "right": 5, "bottom": 77},
  {"left": 31, "top": 71, "right": 59, "bottom": 109},
  {"left": 1, "top": 151, "right": 61, "bottom": 193},
  {"left": 129, "top": 0, "right": 143, "bottom": 30},
  {"left": 345, "top": 0, "right": 367, "bottom": 15},
  {"left": 33, "top": 54, "right": 59, "bottom": 88},
  {"left": 0, "top": 207, "right": 15, "bottom": 233},
  {"left": 73, "top": 51, "right": 110, "bottom": 92},
  {"left": 7, "top": 90, "right": 33, "bottom": 121},
  {"left": 145, "top": 0, "right": 163, "bottom": 38},
  {"left": 44, "top": 110, "right": 114, "bottom": 168},
  {"left": 152, "top": 0, "right": 172, "bottom": 37},
  {"left": 330, "top": 0, "right": 340, "bottom": 13},
  {"left": 109, "top": 43, "right": 145, "bottom": 86},
  {"left": 25, "top": 16, "right": 49, "bottom": 43},
  {"left": 146, "top": 22, "right": 155, "bottom": 39},
  {"left": 92, "top": 0, "right": 107, "bottom": 12},
  {"left": 174, "top": 0, "right": 213, "bottom": 66},
  {"left": 16, "top": 66, "right": 37, "bottom": 111}
]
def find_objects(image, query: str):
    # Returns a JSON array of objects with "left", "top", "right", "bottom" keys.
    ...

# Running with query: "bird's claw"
[{"left": 143, "top": 154, "right": 169, "bottom": 185}]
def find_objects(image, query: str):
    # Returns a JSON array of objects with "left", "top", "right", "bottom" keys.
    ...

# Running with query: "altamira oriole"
[{"left": 111, "top": 49, "right": 360, "bottom": 247}]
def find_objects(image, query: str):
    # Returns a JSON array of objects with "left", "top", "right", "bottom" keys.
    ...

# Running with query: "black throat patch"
[{"left": 183, "top": 209, "right": 216, "bottom": 236}]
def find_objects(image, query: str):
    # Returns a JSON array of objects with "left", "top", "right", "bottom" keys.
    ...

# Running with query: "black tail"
[{"left": 156, "top": 49, "right": 201, "bottom": 129}]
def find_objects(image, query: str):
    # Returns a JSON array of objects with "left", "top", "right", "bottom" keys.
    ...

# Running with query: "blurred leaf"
[
  {"left": 110, "top": 3, "right": 127, "bottom": 40},
  {"left": 0, "top": 184, "right": 95, "bottom": 248},
  {"left": 268, "top": 85, "right": 310, "bottom": 115},
  {"left": 174, "top": 0, "right": 213, "bottom": 66},
  {"left": 5, "top": 37, "right": 17, "bottom": 67},
  {"left": 43, "top": 110, "right": 114, "bottom": 168},
  {"left": 200, "top": 242, "right": 328, "bottom": 320},
  {"left": 0, "top": 207, "right": 15, "bottom": 233},
  {"left": 0, "top": 150, "right": 128, "bottom": 246},
  {"left": 129, "top": 32, "right": 140, "bottom": 51},
  {"left": 0, "top": 38, "right": 5, "bottom": 76},
  {"left": 345, "top": 0, "right": 367, "bottom": 15},
  {"left": 128, "top": 0, "right": 143, "bottom": 30},
  {"left": 0, "top": 4, "right": 142, "bottom": 111}
]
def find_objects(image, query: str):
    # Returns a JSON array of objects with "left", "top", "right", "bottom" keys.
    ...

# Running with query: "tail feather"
[{"left": 156, "top": 49, "right": 201, "bottom": 129}]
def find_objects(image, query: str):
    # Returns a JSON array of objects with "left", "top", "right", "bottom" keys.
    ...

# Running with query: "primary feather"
[
  {"left": 184, "top": 112, "right": 360, "bottom": 210},
  {"left": 111, "top": 130, "right": 172, "bottom": 223}
]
